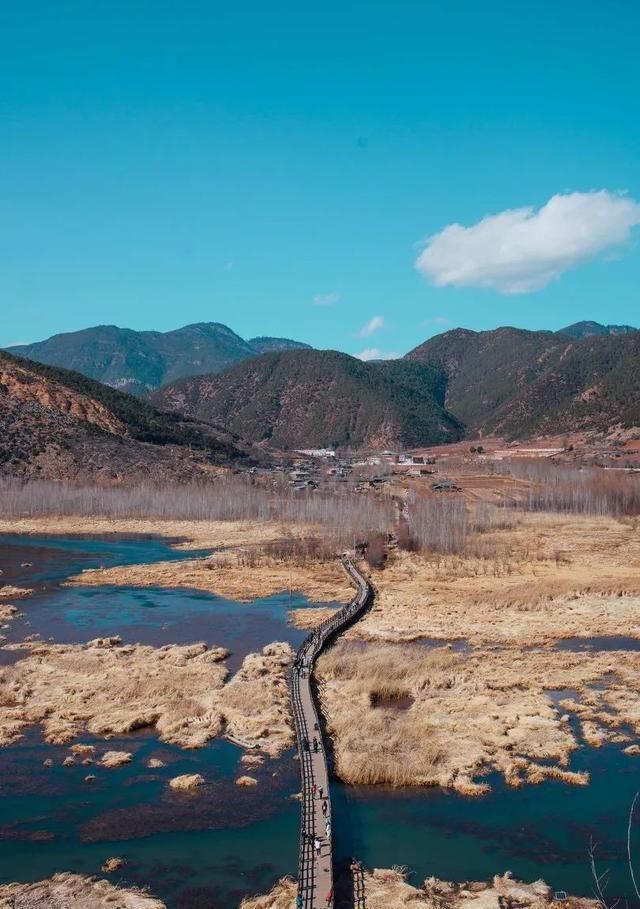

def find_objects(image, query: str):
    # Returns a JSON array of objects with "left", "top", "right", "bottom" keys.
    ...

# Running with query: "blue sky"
[{"left": 2, "top": 0, "right": 639, "bottom": 357}]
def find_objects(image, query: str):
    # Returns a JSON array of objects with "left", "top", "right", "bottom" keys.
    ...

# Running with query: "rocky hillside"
[
  {"left": 7, "top": 323, "right": 310, "bottom": 396},
  {"left": 0, "top": 350, "right": 253, "bottom": 482},
  {"left": 151, "top": 349, "right": 462, "bottom": 449},
  {"left": 406, "top": 327, "right": 640, "bottom": 439}
]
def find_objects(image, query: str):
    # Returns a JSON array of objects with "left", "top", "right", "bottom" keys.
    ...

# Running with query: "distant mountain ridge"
[
  {"left": 0, "top": 349, "right": 253, "bottom": 482},
  {"left": 248, "top": 336, "right": 312, "bottom": 355},
  {"left": 6, "top": 318, "right": 640, "bottom": 451},
  {"left": 6, "top": 323, "right": 310, "bottom": 396},
  {"left": 557, "top": 320, "right": 637, "bottom": 339},
  {"left": 151, "top": 349, "right": 463, "bottom": 450}
]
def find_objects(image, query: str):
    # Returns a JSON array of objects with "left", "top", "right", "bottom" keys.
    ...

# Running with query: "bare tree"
[{"left": 0, "top": 476, "right": 395, "bottom": 552}]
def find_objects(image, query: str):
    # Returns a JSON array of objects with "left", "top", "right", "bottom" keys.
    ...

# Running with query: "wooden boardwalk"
[{"left": 289, "top": 554, "right": 372, "bottom": 909}]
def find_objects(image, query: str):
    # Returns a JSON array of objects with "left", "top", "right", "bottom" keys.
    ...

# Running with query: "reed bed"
[{"left": 318, "top": 642, "right": 456, "bottom": 787}]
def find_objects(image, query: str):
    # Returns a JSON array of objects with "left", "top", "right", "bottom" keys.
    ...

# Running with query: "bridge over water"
[{"left": 289, "top": 554, "right": 372, "bottom": 909}]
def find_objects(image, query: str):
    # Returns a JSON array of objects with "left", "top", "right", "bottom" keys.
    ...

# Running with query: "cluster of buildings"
[{"left": 244, "top": 447, "right": 465, "bottom": 495}]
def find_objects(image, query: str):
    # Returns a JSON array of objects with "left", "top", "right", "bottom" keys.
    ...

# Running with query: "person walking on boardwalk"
[
  {"left": 325, "top": 818, "right": 331, "bottom": 838},
  {"left": 325, "top": 887, "right": 333, "bottom": 907},
  {"left": 313, "top": 737, "right": 318, "bottom": 753},
  {"left": 322, "top": 799, "right": 328, "bottom": 817},
  {"left": 314, "top": 836, "right": 321, "bottom": 856},
  {"left": 318, "top": 784, "right": 323, "bottom": 799},
  {"left": 312, "top": 783, "right": 317, "bottom": 797}
]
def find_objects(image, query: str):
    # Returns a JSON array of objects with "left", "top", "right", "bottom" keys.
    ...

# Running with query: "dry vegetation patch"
[
  {"left": 240, "top": 870, "right": 597, "bottom": 909},
  {"left": 0, "top": 872, "right": 165, "bottom": 909},
  {"left": 0, "top": 638, "right": 294, "bottom": 755},
  {"left": 355, "top": 514, "right": 640, "bottom": 647},
  {"left": 0, "top": 604, "right": 20, "bottom": 623},
  {"left": 357, "top": 869, "right": 597, "bottom": 909},
  {"left": 317, "top": 640, "right": 640, "bottom": 793},
  {"left": 0, "top": 515, "right": 287, "bottom": 547}
]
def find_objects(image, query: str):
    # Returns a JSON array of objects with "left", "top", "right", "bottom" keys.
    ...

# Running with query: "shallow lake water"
[
  {"left": 333, "top": 743, "right": 640, "bottom": 902},
  {"left": 0, "top": 534, "right": 323, "bottom": 670},
  {"left": 1, "top": 534, "right": 640, "bottom": 906},
  {"left": 0, "top": 533, "right": 212, "bottom": 587},
  {"left": 0, "top": 728, "right": 299, "bottom": 908}
]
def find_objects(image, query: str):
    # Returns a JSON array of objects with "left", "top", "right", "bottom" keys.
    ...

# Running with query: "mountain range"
[
  {"left": 152, "top": 324, "right": 640, "bottom": 447},
  {"left": 2, "top": 319, "right": 639, "bottom": 462},
  {"left": 0, "top": 349, "right": 253, "bottom": 482},
  {"left": 7, "top": 324, "right": 310, "bottom": 396}
]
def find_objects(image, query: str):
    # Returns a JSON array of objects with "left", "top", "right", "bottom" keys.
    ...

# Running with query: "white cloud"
[
  {"left": 357, "top": 315, "right": 385, "bottom": 337},
  {"left": 421, "top": 316, "right": 451, "bottom": 327},
  {"left": 356, "top": 348, "right": 400, "bottom": 361},
  {"left": 313, "top": 291, "right": 341, "bottom": 306},
  {"left": 415, "top": 190, "right": 640, "bottom": 294}
]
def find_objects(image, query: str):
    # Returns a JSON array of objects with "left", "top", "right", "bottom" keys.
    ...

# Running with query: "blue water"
[
  {"left": 0, "top": 729, "right": 299, "bottom": 908},
  {"left": 334, "top": 743, "right": 640, "bottom": 901},
  {"left": 1, "top": 534, "right": 640, "bottom": 906},
  {"left": 0, "top": 534, "right": 310, "bottom": 905},
  {"left": 0, "top": 533, "right": 212, "bottom": 587},
  {"left": 0, "top": 534, "right": 325, "bottom": 670},
  {"left": 8, "top": 585, "right": 316, "bottom": 671}
]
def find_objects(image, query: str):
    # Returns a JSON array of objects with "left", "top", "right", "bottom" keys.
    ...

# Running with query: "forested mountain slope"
[
  {"left": 7, "top": 323, "right": 309, "bottom": 395},
  {"left": 151, "top": 349, "right": 463, "bottom": 449}
]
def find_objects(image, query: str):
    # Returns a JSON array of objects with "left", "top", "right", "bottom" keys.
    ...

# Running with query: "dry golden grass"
[
  {"left": 0, "top": 639, "right": 294, "bottom": 755},
  {"left": 353, "top": 512, "right": 640, "bottom": 647},
  {"left": 357, "top": 869, "right": 598, "bottom": 909},
  {"left": 3, "top": 514, "right": 353, "bottom": 603},
  {"left": 0, "top": 872, "right": 166, "bottom": 908},
  {"left": 304, "top": 511, "right": 640, "bottom": 794},
  {"left": 240, "top": 870, "right": 598, "bottom": 909},
  {"left": 288, "top": 604, "right": 340, "bottom": 629},
  {"left": 0, "top": 515, "right": 287, "bottom": 548},
  {"left": 239, "top": 877, "right": 296, "bottom": 909},
  {"left": 66, "top": 553, "right": 352, "bottom": 605},
  {"left": 316, "top": 639, "right": 640, "bottom": 793}
]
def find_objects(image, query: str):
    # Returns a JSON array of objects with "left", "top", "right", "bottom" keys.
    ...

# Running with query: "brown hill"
[
  {"left": 405, "top": 327, "right": 640, "bottom": 439},
  {"left": 0, "top": 351, "right": 252, "bottom": 482},
  {"left": 150, "top": 349, "right": 462, "bottom": 450}
]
